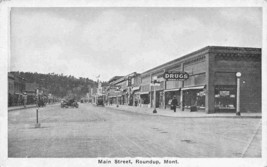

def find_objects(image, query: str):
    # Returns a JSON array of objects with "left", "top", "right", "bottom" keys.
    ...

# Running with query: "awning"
[
  {"left": 164, "top": 88, "right": 181, "bottom": 92},
  {"left": 136, "top": 91, "right": 149, "bottom": 95},
  {"left": 181, "top": 85, "right": 205, "bottom": 91},
  {"left": 132, "top": 86, "right": 140, "bottom": 91}
]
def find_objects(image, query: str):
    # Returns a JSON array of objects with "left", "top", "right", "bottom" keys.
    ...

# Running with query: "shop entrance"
[
  {"left": 183, "top": 89, "right": 205, "bottom": 110},
  {"left": 165, "top": 90, "right": 180, "bottom": 109},
  {"left": 151, "top": 91, "right": 163, "bottom": 108}
]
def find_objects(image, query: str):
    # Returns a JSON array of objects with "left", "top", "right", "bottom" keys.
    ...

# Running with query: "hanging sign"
[{"left": 163, "top": 72, "right": 189, "bottom": 81}]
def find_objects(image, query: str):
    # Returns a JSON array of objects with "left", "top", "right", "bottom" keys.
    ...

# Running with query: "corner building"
[{"left": 140, "top": 46, "right": 261, "bottom": 113}]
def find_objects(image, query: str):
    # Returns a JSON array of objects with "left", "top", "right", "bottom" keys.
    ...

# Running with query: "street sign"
[{"left": 163, "top": 72, "right": 189, "bottom": 81}]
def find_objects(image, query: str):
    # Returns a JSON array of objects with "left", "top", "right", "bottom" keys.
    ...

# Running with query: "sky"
[{"left": 10, "top": 7, "right": 262, "bottom": 81}]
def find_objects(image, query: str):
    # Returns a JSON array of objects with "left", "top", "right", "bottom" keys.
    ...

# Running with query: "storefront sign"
[{"left": 163, "top": 72, "right": 189, "bottom": 81}]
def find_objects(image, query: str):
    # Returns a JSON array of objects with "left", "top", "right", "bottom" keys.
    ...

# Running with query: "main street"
[{"left": 8, "top": 103, "right": 261, "bottom": 158}]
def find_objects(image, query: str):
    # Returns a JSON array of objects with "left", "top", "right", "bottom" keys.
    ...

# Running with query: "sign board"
[
  {"left": 163, "top": 72, "right": 189, "bottom": 81},
  {"left": 150, "top": 83, "right": 161, "bottom": 86}
]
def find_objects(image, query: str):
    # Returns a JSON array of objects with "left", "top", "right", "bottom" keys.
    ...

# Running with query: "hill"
[{"left": 10, "top": 71, "right": 108, "bottom": 99}]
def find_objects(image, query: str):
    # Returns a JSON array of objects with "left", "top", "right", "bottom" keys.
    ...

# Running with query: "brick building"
[
  {"left": 140, "top": 46, "right": 261, "bottom": 113},
  {"left": 107, "top": 73, "right": 140, "bottom": 105}
]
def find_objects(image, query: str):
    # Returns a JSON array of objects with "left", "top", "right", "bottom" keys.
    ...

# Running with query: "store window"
[
  {"left": 196, "top": 90, "right": 205, "bottom": 107},
  {"left": 215, "top": 85, "right": 236, "bottom": 110},
  {"left": 183, "top": 89, "right": 205, "bottom": 108},
  {"left": 140, "top": 94, "right": 150, "bottom": 104}
]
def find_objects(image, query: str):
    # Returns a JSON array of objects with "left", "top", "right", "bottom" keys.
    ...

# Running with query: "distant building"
[
  {"left": 107, "top": 72, "right": 140, "bottom": 105},
  {"left": 8, "top": 73, "right": 27, "bottom": 106},
  {"left": 25, "top": 82, "right": 39, "bottom": 95},
  {"left": 8, "top": 73, "right": 15, "bottom": 95}
]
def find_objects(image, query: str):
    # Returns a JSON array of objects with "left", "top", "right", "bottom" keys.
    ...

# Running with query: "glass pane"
[{"left": 215, "top": 85, "right": 236, "bottom": 110}]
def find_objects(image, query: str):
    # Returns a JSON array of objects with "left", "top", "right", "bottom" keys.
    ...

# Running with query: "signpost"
[{"left": 35, "top": 108, "right": 41, "bottom": 128}]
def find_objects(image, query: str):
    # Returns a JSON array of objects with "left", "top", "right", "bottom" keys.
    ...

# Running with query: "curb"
[
  {"left": 8, "top": 105, "right": 37, "bottom": 112},
  {"left": 8, "top": 104, "right": 59, "bottom": 112},
  {"left": 106, "top": 106, "right": 262, "bottom": 119}
]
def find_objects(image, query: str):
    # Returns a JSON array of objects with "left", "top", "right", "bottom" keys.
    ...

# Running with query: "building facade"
[
  {"left": 107, "top": 73, "right": 140, "bottom": 106},
  {"left": 140, "top": 46, "right": 261, "bottom": 113}
]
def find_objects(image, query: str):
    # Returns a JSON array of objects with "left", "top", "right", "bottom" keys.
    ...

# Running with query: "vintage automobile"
[
  {"left": 96, "top": 96, "right": 104, "bottom": 106},
  {"left": 61, "top": 99, "right": 79, "bottom": 108}
]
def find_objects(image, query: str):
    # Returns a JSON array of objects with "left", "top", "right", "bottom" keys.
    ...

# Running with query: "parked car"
[
  {"left": 61, "top": 99, "right": 79, "bottom": 108},
  {"left": 96, "top": 96, "right": 104, "bottom": 106}
]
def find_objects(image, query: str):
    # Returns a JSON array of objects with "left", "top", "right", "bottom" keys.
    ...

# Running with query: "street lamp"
[
  {"left": 152, "top": 76, "right": 160, "bottom": 114},
  {"left": 236, "top": 72, "right": 241, "bottom": 116}
]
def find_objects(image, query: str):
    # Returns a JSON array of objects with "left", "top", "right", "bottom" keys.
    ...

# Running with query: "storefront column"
[
  {"left": 149, "top": 91, "right": 152, "bottom": 108},
  {"left": 205, "top": 53, "right": 215, "bottom": 114},
  {"left": 163, "top": 69, "right": 166, "bottom": 109},
  {"left": 149, "top": 74, "right": 153, "bottom": 108},
  {"left": 181, "top": 62, "right": 184, "bottom": 111},
  {"left": 163, "top": 91, "right": 166, "bottom": 109}
]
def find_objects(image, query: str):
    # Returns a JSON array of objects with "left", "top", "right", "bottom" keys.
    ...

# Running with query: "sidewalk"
[
  {"left": 105, "top": 104, "right": 262, "bottom": 118},
  {"left": 8, "top": 104, "right": 37, "bottom": 111},
  {"left": 8, "top": 103, "right": 58, "bottom": 112}
]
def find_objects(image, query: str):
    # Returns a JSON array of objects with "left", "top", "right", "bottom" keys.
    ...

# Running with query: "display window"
[
  {"left": 214, "top": 85, "right": 236, "bottom": 110},
  {"left": 140, "top": 94, "right": 150, "bottom": 104},
  {"left": 196, "top": 91, "right": 205, "bottom": 107},
  {"left": 183, "top": 89, "right": 205, "bottom": 108}
]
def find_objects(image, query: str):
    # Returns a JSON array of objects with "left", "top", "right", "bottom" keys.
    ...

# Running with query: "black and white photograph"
[{"left": 0, "top": 0, "right": 266, "bottom": 167}]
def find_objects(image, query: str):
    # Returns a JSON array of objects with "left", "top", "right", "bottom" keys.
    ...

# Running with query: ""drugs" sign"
[{"left": 163, "top": 72, "right": 189, "bottom": 81}]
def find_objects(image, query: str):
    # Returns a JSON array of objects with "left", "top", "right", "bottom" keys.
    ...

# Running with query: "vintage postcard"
[{"left": 0, "top": 0, "right": 266, "bottom": 167}]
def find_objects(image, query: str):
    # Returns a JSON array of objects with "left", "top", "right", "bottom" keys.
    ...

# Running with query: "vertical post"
[
  {"left": 36, "top": 108, "right": 38, "bottom": 124},
  {"left": 153, "top": 85, "right": 157, "bottom": 113},
  {"left": 116, "top": 95, "right": 119, "bottom": 107},
  {"left": 152, "top": 75, "right": 158, "bottom": 113},
  {"left": 163, "top": 91, "right": 166, "bottom": 109},
  {"left": 35, "top": 108, "right": 40, "bottom": 128},
  {"left": 150, "top": 74, "right": 153, "bottom": 108},
  {"left": 154, "top": 87, "right": 156, "bottom": 108},
  {"left": 180, "top": 90, "right": 184, "bottom": 111},
  {"left": 236, "top": 72, "right": 241, "bottom": 116},
  {"left": 150, "top": 88, "right": 153, "bottom": 108}
]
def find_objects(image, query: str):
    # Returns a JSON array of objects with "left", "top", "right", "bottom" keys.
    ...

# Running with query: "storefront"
[
  {"left": 214, "top": 85, "right": 236, "bottom": 112},
  {"left": 139, "top": 92, "right": 150, "bottom": 106},
  {"left": 139, "top": 46, "right": 261, "bottom": 113},
  {"left": 108, "top": 96, "right": 116, "bottom": 105},
  {"left": 131, "top": 86, "right": 140, "bottom": 106},
  {"left": 181, "top": 86, "right": 205, "bottom": 110},
  {"left": 164, "top": 89, "right": 180, "bottom": 109}
]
